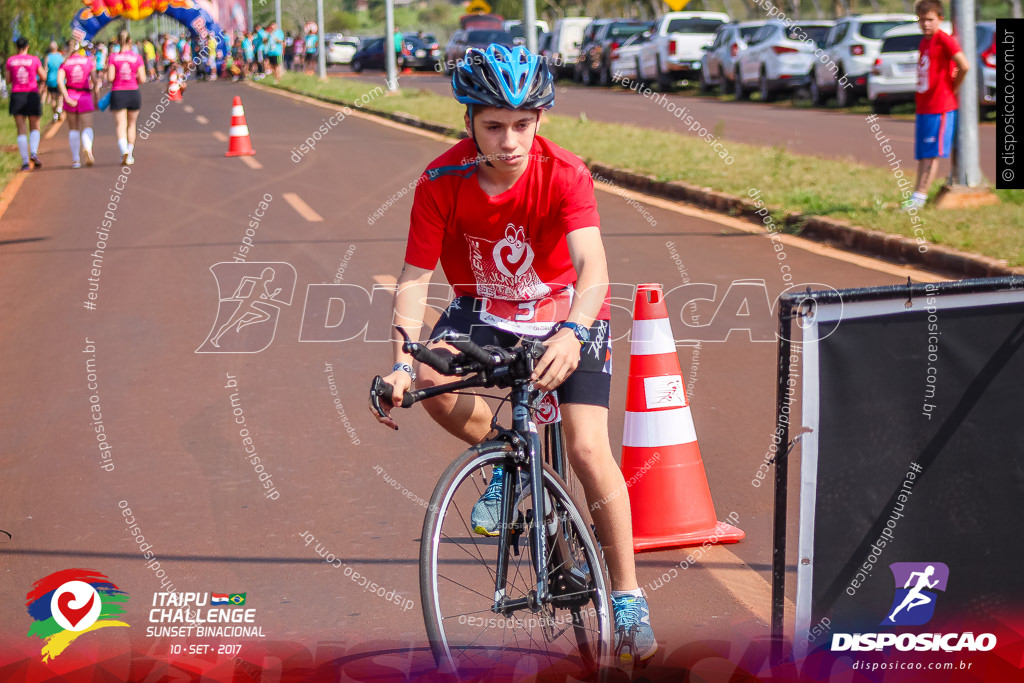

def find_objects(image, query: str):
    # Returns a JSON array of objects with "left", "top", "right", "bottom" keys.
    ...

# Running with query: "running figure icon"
[
  {"left": 887, "top": 564, "right": 939, "bottom": 623},
  {"left": 210, "top": 267, "right": 282, "bottom": 348}
]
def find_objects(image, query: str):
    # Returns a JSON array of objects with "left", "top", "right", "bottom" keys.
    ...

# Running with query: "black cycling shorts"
[
  {"left": 110, "top": 89, "right": 141, "bottom": 111},
  {"left": 429, "top": 296, "right": 612, "bottom": 408},
  {"left": 9, "top": 91, "right": 42, "bottom": 117}
]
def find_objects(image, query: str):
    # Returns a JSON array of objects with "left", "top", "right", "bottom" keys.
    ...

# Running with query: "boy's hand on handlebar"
[
  {"left": 369, "top": 370, "right": 413, "bottom": 430},
  {"left": 532, "top": 328, "right": 581, "bottom": 392}
]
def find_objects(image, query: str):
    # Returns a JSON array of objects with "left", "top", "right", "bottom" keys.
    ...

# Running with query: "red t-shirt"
[
  {"left": 405, "top": 136, "right": 609, "bottom": 333},
  {"left": 916, "top": 29, "right": 961, "bottom": 114},
  {"left": 6, "top": 54, "right": 42, "bottom": 93}
]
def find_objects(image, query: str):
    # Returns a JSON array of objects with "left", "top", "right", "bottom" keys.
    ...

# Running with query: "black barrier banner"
[
  {"left": 795, "top": 286, "right": 1024, "bottom": 659},
  {"left": 997, "top": 19, "right": 1023, "bottom": 189}
]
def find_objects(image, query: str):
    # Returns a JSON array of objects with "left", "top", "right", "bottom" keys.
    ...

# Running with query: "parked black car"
[
  {"left": 575, "top": 19, "right": 651, "bottom": 86},
  {"left": 443, "top": 29, "right": 517, "bottom": 71},
  {"left": 350, "top": 35, "right": 439, "bottom": 72}
]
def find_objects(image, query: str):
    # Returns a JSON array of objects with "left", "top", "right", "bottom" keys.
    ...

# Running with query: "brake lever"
[{"left": 370, "top": 375, "right": 414, "bottom": 428}]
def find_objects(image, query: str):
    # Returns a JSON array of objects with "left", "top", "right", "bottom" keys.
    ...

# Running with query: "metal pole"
[
  {"left": 275, "top": 0, "right": 282, "bottom": 33},
  {"left": 316, "top": 0, "right": 326, "bottom": 79},
  {"left": 247, "top": 0, "right": 253, "bottom": 32},
  {"left": 770, "top": 298, "right": 794, "bottom": 667},
  {"left": 385, "top": 0, "right": 398, "bottom": 91},
  {"left": 525, "top": 0, "right": 538, "bottom": 53},
  {"left": 950, "top": 0, "right": 983, "bottom": 186}
]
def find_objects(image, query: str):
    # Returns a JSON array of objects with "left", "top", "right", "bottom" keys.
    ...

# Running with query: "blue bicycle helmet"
[{"left": 451, "top": 44, "right": 554, "bottom": 110}]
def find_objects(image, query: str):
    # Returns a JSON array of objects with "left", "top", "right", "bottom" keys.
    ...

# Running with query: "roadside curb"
[{"left": 263, "top": 83, "right": 1023, "bottom": 278}]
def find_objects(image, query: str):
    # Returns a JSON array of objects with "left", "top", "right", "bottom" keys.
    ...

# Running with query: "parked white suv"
[
  {"left": 699, "top": 21, "right": 766, "bottom": 93},
  {"left": 867, "top": 22, "right": 949, "bottom": 114},
  {"left": 638, "top": 11, "right": 730, "bottom": 90},
  {"left": 811, "top": 13, "right": 916, "bottom": 107},
  {"left": 734, "top": 19, "right": 832, "bottom": 101}
]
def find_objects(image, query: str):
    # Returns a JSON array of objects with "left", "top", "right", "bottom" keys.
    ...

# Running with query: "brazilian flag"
[{"left": 228, "top": 593, "right": 246, "bottom": 605}]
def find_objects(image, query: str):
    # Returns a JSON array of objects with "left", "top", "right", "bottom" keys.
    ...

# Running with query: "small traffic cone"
[
  {"left": 167, "top": 70, "right": 182, "bottom": 101},
  {"left": 225, "top": 96, "right": 255, "bottom": 157},
  {"left": 621, "top": 283, "right": 744, "bottom": 552}
]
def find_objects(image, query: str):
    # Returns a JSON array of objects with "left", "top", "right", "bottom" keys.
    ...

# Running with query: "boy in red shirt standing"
[{"left": 906, "top": 0, "right": 970, "bottom": 209}]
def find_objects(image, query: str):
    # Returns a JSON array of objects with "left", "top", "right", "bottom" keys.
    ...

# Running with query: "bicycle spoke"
[
  {"left": 422, "top": 447, "right": 612, "bottom": 675},
  {"left": 436, "top": 572, "right": 497, "bottom": 604}
]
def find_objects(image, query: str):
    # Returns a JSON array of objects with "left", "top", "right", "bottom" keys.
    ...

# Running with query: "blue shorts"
[{"left": 915, "top": 111, "right": 956, "bottom": 160}]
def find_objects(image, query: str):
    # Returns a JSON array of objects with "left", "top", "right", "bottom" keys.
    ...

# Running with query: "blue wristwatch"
[{"left": 558, "top": 322, "right": 590, "bottom": 345}]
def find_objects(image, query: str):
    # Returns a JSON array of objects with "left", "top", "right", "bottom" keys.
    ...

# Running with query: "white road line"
[
  {"left": 183, "top": 105, "right": 194, "bottom": 113},
  {"left": 212, "top": 131, "right": 228, "bottom": 142},
  {"left": 44, "top": 119, "right": 63, "bottom": 140},
  {"left": 239, "top": 156, "right": 262, "bottom": 170},
  {"left": 703, "top": 545, "right": 796, "bottom": 626},
  {"left": 195, "top": 115, "right": 209, "bottom": 125},
  {"left": 283, "top": 192, "right": 323, "bottom": 221}
]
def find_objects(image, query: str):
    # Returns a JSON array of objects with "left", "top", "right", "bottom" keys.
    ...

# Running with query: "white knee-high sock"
[
  {"left": 127, "top": 142, "right": 134, "bottom": 156},
  {"left": 69, "top": 130, "right": 81, "bottom": 163},
  {"left": 29, "top": 129, "right": 40, "bottom": 154},
  {"left": 117, "top": 137, "right": 128, "bottom": 155},
  {"left": 82, "top": 127, "right": 94, "bottom": 152},
  {"left": 17, "top": 135, "right": 29, "bottom": 163}
]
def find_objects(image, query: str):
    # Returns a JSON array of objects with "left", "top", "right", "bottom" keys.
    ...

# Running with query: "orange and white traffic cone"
[
  {"left": 225, "top": 96, "right": 255, "bottom": 157},
  {"left": 167, "top": 70, "right": 182, "bottom": 101},
  {"left": 621, "top": 283, "right": 744, "bottom": 552}
]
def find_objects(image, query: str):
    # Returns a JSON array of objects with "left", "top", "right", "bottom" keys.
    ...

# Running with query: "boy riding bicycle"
[{"left": 368, "top": 44, "right": 656, "bottom": 664}]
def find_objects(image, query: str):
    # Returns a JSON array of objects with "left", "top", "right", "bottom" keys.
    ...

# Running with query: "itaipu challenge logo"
[{"left": 25, "top": 569, "right": 129, "bottom": 661}]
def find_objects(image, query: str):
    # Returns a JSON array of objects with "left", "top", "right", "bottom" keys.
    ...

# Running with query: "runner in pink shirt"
[
  {"left": 5, "top": 37, "right": 47, "bottom": 170},
  {"left": 58, "top": 43, "right": 99, "bottom": 168},
  {"left": 106, "top": 31, "right": 146, "bottom": 165}
]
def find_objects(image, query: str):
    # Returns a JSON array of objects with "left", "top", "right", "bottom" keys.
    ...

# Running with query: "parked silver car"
[
  {"left": 811, "top": 13, "right": 916, "bottom": 107},
  {"left": 699, "top": 21, "right": 766, "bottom": 93},
  {"left": 734, "top": 19, "right": 832, "bottom": 101}
]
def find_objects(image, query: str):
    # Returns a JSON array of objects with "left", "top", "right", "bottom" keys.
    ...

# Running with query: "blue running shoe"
[
  {"left": 471, "top": 465, "right": 527, "bottom": 536},
  {"left": 612, "top": 593, "right": 657, "bottom": 664}
]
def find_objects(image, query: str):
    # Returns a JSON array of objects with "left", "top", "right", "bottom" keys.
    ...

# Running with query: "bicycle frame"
[{"left": 490, "top": 379, "right": 553, "bottom": 617}]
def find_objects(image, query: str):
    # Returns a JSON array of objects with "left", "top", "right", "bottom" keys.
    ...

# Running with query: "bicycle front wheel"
[{"left": 420, "top": 441, "right": 613, "bottom": 677}]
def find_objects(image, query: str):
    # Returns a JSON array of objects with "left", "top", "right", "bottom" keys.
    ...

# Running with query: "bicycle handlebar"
[{"left": 369, "top": 329, "right": 547, "bottom": 421}]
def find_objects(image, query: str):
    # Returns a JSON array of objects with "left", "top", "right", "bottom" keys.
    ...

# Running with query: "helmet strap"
[{"left": 467, "top": 105, "right": 495, "bottom": 169}]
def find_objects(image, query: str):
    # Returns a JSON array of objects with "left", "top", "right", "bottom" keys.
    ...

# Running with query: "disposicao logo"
[
  {"left": 831, "top": 561, "right": 996, "bottom": 653},
  {"left": 26, "top": 569, "right": 130, "bottom": 661},
  {"left": 883, "top": 562, "right": 949, "bottom": 626}
]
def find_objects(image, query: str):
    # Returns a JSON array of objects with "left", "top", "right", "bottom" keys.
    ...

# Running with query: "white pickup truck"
[{"left": 638, "top": 11, "right": 730, "bottom": 90}]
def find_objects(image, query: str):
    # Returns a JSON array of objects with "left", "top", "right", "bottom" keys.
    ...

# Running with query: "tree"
[{"left": 2, "top": 0, "right": 81, "bottom": 62}]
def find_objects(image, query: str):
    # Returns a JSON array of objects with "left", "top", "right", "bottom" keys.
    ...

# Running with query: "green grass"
[
  {"left": 270, "top": 73, "right": 1024, "bottom": 267},
  {"left": 0, "top": 101, "right": 22, "bottom": 194}
]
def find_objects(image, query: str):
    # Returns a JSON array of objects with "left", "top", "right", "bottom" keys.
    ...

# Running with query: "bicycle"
[{"left": 371, "top": 328, "right": 614, "bottom": 676}]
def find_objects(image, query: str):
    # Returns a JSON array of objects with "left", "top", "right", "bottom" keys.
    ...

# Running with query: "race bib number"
[{"left": 478, "top": 287, "right": 573, "bottom": 336}]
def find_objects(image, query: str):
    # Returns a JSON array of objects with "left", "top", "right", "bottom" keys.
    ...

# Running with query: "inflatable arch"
[{"left": 70, "top": 0, "right": 229, "bottom": 60}]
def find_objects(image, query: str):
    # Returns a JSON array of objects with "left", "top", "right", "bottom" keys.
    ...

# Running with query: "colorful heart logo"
[{"left": 57, "top": 590, "right": 95, "bottom": 628}]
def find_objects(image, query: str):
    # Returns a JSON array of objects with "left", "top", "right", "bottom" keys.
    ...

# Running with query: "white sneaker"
[
  {"left": 71, "top": 161, "right": 81, "bottom": 169},
  {"left": 126, "top": 155, "right": 135, "bottom": 166},
  {"left": 84, "top": 149, "right": 95, "bottom": 166}
]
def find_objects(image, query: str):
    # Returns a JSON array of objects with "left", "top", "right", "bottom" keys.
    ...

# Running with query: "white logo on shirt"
[
  {"left": 493, "top": 225, "right": 534, "bottom": 278},
  {"left": 464, "top": 223, "right": 549, "bottom": 302},
  {"left": 916, "top": 53, "right": 930, "bottom": 94}
]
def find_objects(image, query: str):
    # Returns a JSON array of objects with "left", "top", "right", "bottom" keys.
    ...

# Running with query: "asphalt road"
[
  {"left": 0, "top": 78, "right": 946, "bottom": 680},
  {"left": 336, "top": 67, "right": 999, "bottom": 182}
]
